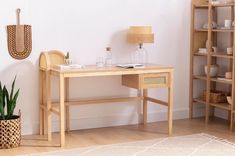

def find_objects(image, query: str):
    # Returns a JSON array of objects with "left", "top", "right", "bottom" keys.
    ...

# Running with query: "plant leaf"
[
  {"left": 9, "top": 89, "right": 19, "bottom": 117},
  {"left": 2, "top": 86, "right": 6, "bottom": 109},
  {"left": 0, "top": 87, "right": 5, "bottom": 120},
  {"left": 5, "top": 86, "right": 10, "bottom": 117},
  {"left": 10, "top": 76, "right": 16, "bottom": 101}
]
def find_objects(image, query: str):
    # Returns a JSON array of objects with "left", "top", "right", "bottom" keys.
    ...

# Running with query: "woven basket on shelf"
[
  {"left": 0, "top": 116, "right": 21, "bottom": 149},
  {"left": 202, "top": 90, "right": 227, "bottom": 103}
]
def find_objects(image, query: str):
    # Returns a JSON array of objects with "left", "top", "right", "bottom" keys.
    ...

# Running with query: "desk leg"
[
  {"left": 46, "top": 71, "right": 52, "bottom": 141},
  {"left": 65, "top": 78, "right": 70, "bottom": 132},
  {"left": 168, "top": 73, "right": 174, "bottom": 135},
  {"left": 60, "top": 74, "right": 65, "bottom": 147},
  {"left": 39, "top": 70, "right": 44, "bottom": 135},
  {"left": 42, "top": 71, "right": 48, "bottom": 135},
  {"left": 143, "top": 89, "right": 148, "bottom": 125}
]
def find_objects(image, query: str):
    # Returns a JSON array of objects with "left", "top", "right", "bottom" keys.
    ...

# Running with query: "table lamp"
[{"left": 127, "top": 26, "right": 154, "bottom": 65}]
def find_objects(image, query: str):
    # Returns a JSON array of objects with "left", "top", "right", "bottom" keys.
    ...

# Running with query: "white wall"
[{"left": 0, "top": 0, "right": 191, "bottom": 135}]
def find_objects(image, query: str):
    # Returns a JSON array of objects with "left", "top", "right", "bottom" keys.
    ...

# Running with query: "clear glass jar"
[
  {"left": 131, "top": 45, "right": 148, "bottom": 65},
  {"left": 105, "top": 47, "right": 112, "bottom": 67}
]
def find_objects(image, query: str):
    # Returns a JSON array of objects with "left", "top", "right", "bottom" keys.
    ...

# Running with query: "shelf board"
[
  {"left": 210, "top": 103, "right": 231, "bottom": 110},
  {"left": 194, "top": 53, "right": 233, "bottom": 59},
  {"left": 194, "top": 3, "right": 234, "bottom": 9},
  {"left": 193, "top": 98, "right": 231, "bottom": 111},
  {"left": 212, "top": 53, "right": 233, "bottom": 59},
  {"left": 212, "top": 3, "right": 235, "bottom": 7},
  {"left": 193, "top": 75, "right": 233, "bottom": 85},
  {"left": 194, "top": 29, "right": 234, "bottom": 32},
  {"left": 193, "top": 75, "right": 207, "bottom": 81},
  {"left": 211, "top": 77, "right": 233, "bottom": 85},
  {"left": 195, "top": 29, "right": 208, "bottom": 32},
  {"left": 212, "top": 29, "right": 234, "bottom": 32},
  {"left": 193, "top": 98, "right": 206, "bottom": 104},
  {"left": 194, "top": 4, "right": 209, "bottom": 9},
  {"left": 194, "top": 53, "right": 207, "bottom": 56}
]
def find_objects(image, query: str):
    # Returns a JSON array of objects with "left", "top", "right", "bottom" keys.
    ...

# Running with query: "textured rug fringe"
[{"left": 200, "top": 133, "right": 235, "bottom": 149}]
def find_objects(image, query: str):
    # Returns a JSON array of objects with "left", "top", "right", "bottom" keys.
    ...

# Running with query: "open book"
[
  {"left": 116, "top": 64, "right": 145, "bottom": 69},
  {"left": 57, "top": 64, "right": 84, "bottom": 69}
]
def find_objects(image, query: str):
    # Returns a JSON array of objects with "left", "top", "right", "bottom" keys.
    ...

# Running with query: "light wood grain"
[
  {"left": 59, "top": 74, "right": 65, "bottom": 147},
  {"left": 143, "top": 89, "right": 148, "bottom": 125},
  {"left": 168, "top": 70, "right": 174, "bottom": 135},
  {"left": 46, "top": 71, "right": 52, "bottom": 141},
  {"left": 39, "top": 70, "right": 43, "bottom": 135},
  {"left": 190, "top": 0, "right": 235, "bottom": 130},
  {"left": 65, "top": 78, "right": 70, "bottom": 132},
  {"left": 39, "top": 51, "right": 174, "bottom": 147}
]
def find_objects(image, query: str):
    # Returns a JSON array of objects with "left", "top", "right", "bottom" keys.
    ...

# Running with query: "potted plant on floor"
[{"left": 0, "top": 77, "right": 20, "bottom": 149}]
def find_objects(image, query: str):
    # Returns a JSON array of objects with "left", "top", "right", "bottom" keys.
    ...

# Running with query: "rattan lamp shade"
[{"left": 127, "top": 26, "right": 154, "bottom": 44}]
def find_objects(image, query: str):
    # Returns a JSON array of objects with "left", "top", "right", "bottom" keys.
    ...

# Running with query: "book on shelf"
[
  {"left": 217, "top": 77, "right": 232, "bottom": 82},
  {"left": 116, "top": 64, "right": 145, "bottom": 69}
]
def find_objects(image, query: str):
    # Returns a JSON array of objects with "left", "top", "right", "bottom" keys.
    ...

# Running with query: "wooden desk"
[{"left": 39, "top": 64, "right": 174, "bottom": 147}]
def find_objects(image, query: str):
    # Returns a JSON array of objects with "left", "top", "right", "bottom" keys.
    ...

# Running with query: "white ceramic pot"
[{"left": 204, "top": 65, "right": 219, "bottom": 77}]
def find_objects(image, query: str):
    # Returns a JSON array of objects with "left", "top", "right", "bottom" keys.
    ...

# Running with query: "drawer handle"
[{"left": 144, "top": 77, "right": 166, "bottom": 85}]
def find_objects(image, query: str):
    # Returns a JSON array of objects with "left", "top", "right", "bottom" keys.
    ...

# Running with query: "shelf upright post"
[
  {"left": 205, "top": 0, "right": 213, "bottom": 124},
  {"left": 231, "top": 0, "right": 235, "bottom": 131},
  {"left": 189, "top": 1, "right": 196, "bottom": 119}
]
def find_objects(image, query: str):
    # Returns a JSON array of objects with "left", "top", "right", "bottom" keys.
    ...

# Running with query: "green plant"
[
  {"left": 0, "top": 77, "right": 20, "bottom": 120},
  {"left": 65, "top": 52, "right": 70, "bottom": 59}
]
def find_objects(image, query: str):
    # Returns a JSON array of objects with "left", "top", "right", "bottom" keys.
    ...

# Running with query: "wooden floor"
[{"left": 1, "top": 117, "right": 235, "bottom": 155}]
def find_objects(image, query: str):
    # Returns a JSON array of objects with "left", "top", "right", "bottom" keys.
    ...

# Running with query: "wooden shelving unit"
[{"left": 190, "top": 0, "right": 235, "bottom": 130}]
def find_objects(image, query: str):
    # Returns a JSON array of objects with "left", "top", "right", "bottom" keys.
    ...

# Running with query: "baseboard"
[{"left": 22, "top": 109, "right": 190, "bottom": 135}]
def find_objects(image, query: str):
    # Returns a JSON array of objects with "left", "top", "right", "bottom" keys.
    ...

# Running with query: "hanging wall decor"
[{"left": 7, "top": 8, "right": 32, "bottom": 60}]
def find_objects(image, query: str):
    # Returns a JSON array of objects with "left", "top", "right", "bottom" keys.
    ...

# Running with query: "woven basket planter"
[{"left": 0, "top": 116, "right": 21, "bottom": 149}]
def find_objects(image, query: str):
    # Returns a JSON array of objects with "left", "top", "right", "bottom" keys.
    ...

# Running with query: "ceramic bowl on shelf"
[
  {"left": 227, "top": 96, "right": 232, "bottom": 105},
  {"left": 204, "top": 65, "right": 219, "bottom": 77},
  {"left": 203, "top": 21, "right": 217, "bottom": 29}
]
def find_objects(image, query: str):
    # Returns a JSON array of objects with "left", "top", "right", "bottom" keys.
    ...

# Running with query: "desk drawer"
[{"left": 122, "top": 73, "right": 169, "bottom": 89}]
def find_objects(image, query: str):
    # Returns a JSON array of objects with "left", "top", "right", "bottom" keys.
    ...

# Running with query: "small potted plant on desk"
[
  {"left": 64, "top": 52, "right": 72, "bottom": 65},
  {"left": 0, "top": 77, "right": 20, "bottom": 149}
]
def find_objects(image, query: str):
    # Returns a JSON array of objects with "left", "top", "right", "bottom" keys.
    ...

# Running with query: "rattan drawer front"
[
  {"left": 122, "top": 73, "right": 169, "bottom": 89},
  {"left": 141, "top": 73, "right": 169, "bottom": 89}
]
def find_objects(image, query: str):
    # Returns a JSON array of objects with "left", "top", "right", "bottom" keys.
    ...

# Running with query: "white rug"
[{"left": 25, "top": 133, "right": 235, "bottom": 156}]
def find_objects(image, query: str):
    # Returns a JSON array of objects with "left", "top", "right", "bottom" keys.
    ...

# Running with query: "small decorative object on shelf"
[
  {"left": 227, "top": 96, "right": 232, "bottom": 105},
  {"left": 224, "top": 19, "right": 232, "bottom": 29},
  {"left": 211, "top": 0, "right": 220, "bottom": 5},
  {"left": 105, "top": 47, "right": 112, "bottom": 67},
  {"left": 212, "top": 46, "right": 218, "bottom": 53},
  {"left": 227, "top": 47, "right": 233, "bottom": 55},
  {"left": 224, "top": 0, "right": 234, "bottom": 4},
  {"left": 225, "top": 72, "right": 232, "bottom": 79},
  {"left": 64, "top": 52, "right": 72, "bottom": 65},
  {"left": 0, "top": 77, "right": 21, "bottom": 149},
  {"left": 127, "top": 26, "right": 154, "bottom": 65},
  {"left": 211, "top": 0, "right": 234, "bottom": 5},
  {"left": 198, "top": 48, "right": 207, "bottom": 54},
  {"left": 204, "top": 64, "right": 219, "bottom": 77},
  {"left": 203, "top": 21, "right": 217, "bottom": 29}
]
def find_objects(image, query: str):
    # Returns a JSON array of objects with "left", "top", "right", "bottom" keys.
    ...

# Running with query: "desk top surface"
[{"left": 49, "top": 64, "right": 173, "bottom": 77}]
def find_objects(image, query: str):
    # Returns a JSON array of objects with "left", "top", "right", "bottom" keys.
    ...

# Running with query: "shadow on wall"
[
  {"left": 0, "top": 61, "right": 38, "bottom": 133},
  {"left": 109, "top": 29, "right": 136, "bottom": 64}
]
